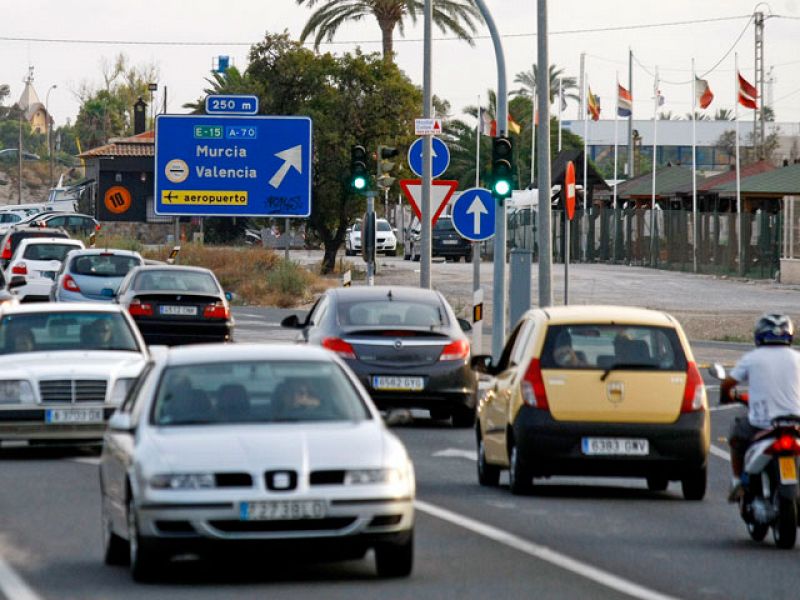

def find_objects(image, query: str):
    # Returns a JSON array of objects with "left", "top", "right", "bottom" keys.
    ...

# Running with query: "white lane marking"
[
  {"left": 710, "top": 404, "right": 740, "bottom": 412},
  {"left": 709, "top": 445, "right": 730, "bottom": 461},
  {"left": 0, "top": 557, "right": 42, "bottom": 600},
  {"left": 415, "top": 500, "right": 680, "bottom": 600},
  {"left": 71, "top": 457, "right": 100, "bottom": 466},
  {"left": 433, "top": 448, "right": 476, "bottom": 461}
]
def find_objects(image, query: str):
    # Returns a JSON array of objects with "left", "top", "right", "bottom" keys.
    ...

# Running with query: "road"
[{"left": 1, "top": 312, "right": 798, "bottom": 600}]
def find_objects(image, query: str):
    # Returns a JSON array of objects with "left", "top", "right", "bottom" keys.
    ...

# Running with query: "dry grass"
[{"left": 138, "top": 244, "right": 328, "bottom": 307}]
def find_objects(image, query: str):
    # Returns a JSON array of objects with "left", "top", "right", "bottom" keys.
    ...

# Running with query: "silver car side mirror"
[{"left": 108, "top": 412, "right": 134, "bottom": 432}]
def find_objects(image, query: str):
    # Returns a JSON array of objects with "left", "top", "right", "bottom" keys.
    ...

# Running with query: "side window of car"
[
  {"left": 306, "top": 296, "right": 328, "bottom": 327},
  {"left": 48, "top": 217, "right": 66, "bottom": 228},
  {"left": 509, "top": 319, "right": 536, "bottom": 367},
  {"left": 495, "top": 321, "right": 525, "bottom": 373},
  {"left": 120, "top": 364, "right": 153, "bottom": 415}
]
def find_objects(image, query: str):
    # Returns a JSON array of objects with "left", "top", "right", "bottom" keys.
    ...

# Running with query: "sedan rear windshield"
[
  {"left": 152, "top": 360, "right": 371, "bottom": 426},
  {"left": 539, "top": 324, "right": 687, "bottom": 371},
  {"left": 0, "top": 312, "right": 140, "bottom": 354},
  {"left": 22, "top": 243, "right": 81, "bottom": 261},
  {"left": 338, "top": 298, "right": 447, "bottom": 328},
  {"left": 134, "top": 270, "right": 218, "bottom": 293},
  {"left": 434, "top": 219, "right": 455, "bottom": 231},
  {"left": 71, "top": 254, "right": 141, "bottom": 278}
]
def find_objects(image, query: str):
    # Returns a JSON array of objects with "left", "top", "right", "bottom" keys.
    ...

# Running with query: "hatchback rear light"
[
  {"left": 203, "top": 302, "right": 230, "bottom": 319},
  {"left": 681, "top": 361, "right": 705, "bottom": 413},
  {"left": 767, "top": 434, "right": 800, "bottom": 455},
  {"left": 11, "top": 262, "right": 27, "bottom": 275},
  {"left": 63, "top": 274, "right": 80, "bottom": 292},
  {"left": 1, "top": 239, "right": 12, "bottom": 260},
  {"left": 521, "top": 358, "right": 549, "bottom": 410},
  {"left": 128, "top": 298, "right": 153, "bottom": 317},
  {"left": 439, "top": 339, "right": 470, "bottom": 361},
  {"left": 321, "top": 337, "right": 356, "bottom": 359}
]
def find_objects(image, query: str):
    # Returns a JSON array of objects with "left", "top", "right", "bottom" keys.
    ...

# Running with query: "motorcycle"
[{"left": 709, "top": 363, "right": 800, "bottom": 549}]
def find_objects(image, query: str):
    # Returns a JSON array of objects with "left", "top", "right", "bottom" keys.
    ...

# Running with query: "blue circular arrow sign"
[
  {"left": 407, "top": 137, "right": 450, "bottom": 178},
  {"left": 451, "top": 187, "right": 495, "bottom": 242}
]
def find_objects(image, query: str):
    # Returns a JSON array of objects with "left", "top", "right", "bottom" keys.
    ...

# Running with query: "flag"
[
  {"left": 587, "top": 87, "right": 601, "bottom": 121},
  {"left": 489, "top": 115, "right": 521, "bottom": 136},
  {"left": 738, "top": 71, "right": 757, "bottom": 109},
  {"left": 694, "top": 76, "right": 714, "bottom": 109},
  {"left": 617, "top": 83, "right": 632, "bottom": 117},
  {"left": 479, "top": 107, "right": 492, "bottom": 136}
]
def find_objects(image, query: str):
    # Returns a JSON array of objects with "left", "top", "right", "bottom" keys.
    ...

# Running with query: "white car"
[
  {"left": 345, "top": 219, "right": 397, "bottom": 256},
  {"left": 0, "top": 303, "right": 149, "bottom": 444},
  {"left": 100, "top": 344, "right": 415, "bottom": 581},
  {"left": 7, "top": 237, "right": 84, "bottom": 302}
]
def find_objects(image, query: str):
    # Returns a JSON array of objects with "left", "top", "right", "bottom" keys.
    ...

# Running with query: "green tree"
[
  {"left": 296, "top": 0, "right": 481, "bottom": 61},
  {"left": 512, "top": 64, "right": 579, "bottom": 106},
  {"left": 685, "top": 111, "right": 710, "bottom": 121}
]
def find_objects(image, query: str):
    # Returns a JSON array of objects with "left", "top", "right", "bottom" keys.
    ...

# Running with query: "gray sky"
[{"left": 4, "top": 0, "right": 800, "bottom": 135}]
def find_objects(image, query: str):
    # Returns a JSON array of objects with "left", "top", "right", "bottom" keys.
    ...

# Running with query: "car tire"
[
  {"left": 773, "top": 497, "right": 797, "bottom": 549},
  {"left": 128, "top": 496, "right": 162, "bottom": 582},
  {"left": 465, "top": 253, "right": 473, "bottom": 263},
  {"left": 477, "top": 434, "right": 501, "bottom": 487},
  {"left": 386, "top": 248, "right": 397, "bottom": 257},
  {"left": 746, "top": 520, "right": 769, "bottom": 542},
  {"left": 508, "top": 440, "right": 534, "bottom": 495},
  {"left": 345, "top": 248, "right": 353, "bottom": 256},
  {"left": 646, "top": 476, "right": 668, "bottom": 492},
  {"left": 374, "top": 529, "right": 413, "bottom": 578},
  {"left": 102, "top": 498, "right": 129, "bottom": 566},
  {"left": 680, "top": 466, "right": 707, "bottom": 500},
  {"left": 451, "top": 406, "right": 474, "bottom": 428}
]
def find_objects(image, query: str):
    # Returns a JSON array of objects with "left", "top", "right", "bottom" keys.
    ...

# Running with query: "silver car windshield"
[
  {"left": 0, "top": 312, "right": 140, "bottom": 354},
  {"left": 152, "top": 360, "right": 371, "bottom": 426},
  {"left": 71, "top": 254, "right": 141, "bottom": 278}
]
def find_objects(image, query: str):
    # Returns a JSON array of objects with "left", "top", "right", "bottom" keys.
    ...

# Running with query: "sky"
[{"left": 3, "top": 0, "right": 800, "bottom": 134}]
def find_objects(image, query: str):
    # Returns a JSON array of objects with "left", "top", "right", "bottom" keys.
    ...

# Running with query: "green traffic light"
[
  {"left": 494, "top": 179, "right": 511, "bottom": 196},
  {"left": 353, "top": 176, "right": 367, "bottom": 190}
]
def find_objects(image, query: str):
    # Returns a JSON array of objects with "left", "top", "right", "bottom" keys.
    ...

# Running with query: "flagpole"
[
  {"left": 531, "top": 89, "right": 536, "bottom": 187},
  {"left": 582, "top": 75, "right": 589, "bottom": 263},
  {"left": 650, "top": 66, "right": 659, "bottom": 267},
  {"left": 558, "top": 76, "right": 563, "bottom": 151},
  {"left": 691, "top": 58, "right": 698, "bottom": 273},
  {"left": 735, "top": 52, "right": 743, "bottom": 275},
  {"left": 476, "top": 94, "right": 481, "bottom": 188},
  {"left": 613, "top": 74, "right": 619, "bottom": 211}
]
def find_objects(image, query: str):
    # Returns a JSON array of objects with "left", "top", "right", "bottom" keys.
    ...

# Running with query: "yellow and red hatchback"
[{"left": 474, "top": 306, "right": 710, "bottom": 499}]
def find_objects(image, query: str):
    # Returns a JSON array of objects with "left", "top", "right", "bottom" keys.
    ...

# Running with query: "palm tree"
[
  {"left": 512, "top": 65, "right": 579, "bottom": 106},
  {"left": 296, "top": 0, "right": 481, "bottom": 61},
  {"left": 657, "top": 111, "right": 679, "bottom": 120},
  {"left": 713, "top": 108, "right": 733, "bottom": 121},
  {"left": 685, "top": 111, "right": 710, "bottom": 121}
]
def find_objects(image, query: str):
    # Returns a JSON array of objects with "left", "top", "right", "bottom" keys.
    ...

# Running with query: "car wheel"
[
  {"left": 680, "top": 466, "right": 707, "bottom": 501},
  {"left": 773, "top": 497, "right": 798, "bottom": 549},
  {"left": 374, "top": 529, "right": 413, "bottom": 578},
  {"left": 465, "top": 252, "right": 473, "bottom": 263},
  {"left": 386, "top": 248, "right": 397, "bottom": 257},
  {"left": 345, "top": 248, "right": 353, "bottom": 256},
  {"left": 746, "top": 520, "right": 769, "bottom": 542},
  {"left": 508, "top": 440, "right": 533, "bottom": 495},
  {"left": 103, "top": 498, "right": 129, "bottom": 566},
  {"left": 477, "top": 434, "right": 500, "bottom": 487},
  {"left": 451, "top": 406, "right": 475, "bottom": 428},
  {"left": 646, "top": 476, "right": 668, "bottom": 492},
  {"left": 128, "top": 496, "right": 162, "bottom": 582}
]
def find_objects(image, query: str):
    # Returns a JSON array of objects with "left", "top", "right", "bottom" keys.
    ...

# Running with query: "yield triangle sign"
[
  {"left": 433, "top": 119, "right": 442, "bottom": 134},
  {"left": 399, "top": 179, "right": 459, "bottom": 226}
]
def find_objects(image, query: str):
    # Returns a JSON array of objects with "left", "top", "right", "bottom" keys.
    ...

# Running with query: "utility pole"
[
  {"left": 420, "top": 0, "right": 433, "bottom": 289},
  {"left": 754, "top": 10, "right": 765, "bottom": 159},
  {"left": 17, "top": 110, "right": 23, "bottom": 204},
  {"left": 537, "top": 0, "right": 553, "bottom": 308}
]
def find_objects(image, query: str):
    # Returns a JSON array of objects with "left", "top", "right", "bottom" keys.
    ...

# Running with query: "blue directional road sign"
[
  {"left": 407, "top": 137, "right": 450, "bottom": 178},
  {"left": 205, "top": 95, "right": 259, "bottom": 115},
  {"left": 155, "top": 114, "right": 312, "bottom": 217},
  {"left": 451, "top": 187, "right": 496, "bottom": 242}
]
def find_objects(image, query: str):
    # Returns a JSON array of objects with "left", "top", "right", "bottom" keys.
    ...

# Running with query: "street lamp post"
[{"left": 45, "top": 84, "right": 57, "bottom": 187}]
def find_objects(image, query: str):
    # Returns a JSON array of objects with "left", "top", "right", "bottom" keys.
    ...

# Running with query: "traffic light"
[
  {"left": 491, "top": 136, "right": 514, "bottom": 199},
  {"left": 350, "top": 145, "right": 368, "bottom": 191},
  {"left": 376, "top": 145, "right": 399, "bottom": 190}
]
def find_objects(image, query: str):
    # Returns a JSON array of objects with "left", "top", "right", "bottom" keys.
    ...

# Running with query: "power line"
[{"left": 0, "top": 14, "right": 753, "bottom": 48}]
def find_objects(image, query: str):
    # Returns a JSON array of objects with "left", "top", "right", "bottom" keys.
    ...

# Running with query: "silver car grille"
[{"left": 39, "top": 380, "right": 108, "bottom": 403}]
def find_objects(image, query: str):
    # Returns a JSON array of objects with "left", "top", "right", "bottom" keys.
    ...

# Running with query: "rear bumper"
[
  {"left": 17, "top": 279, "right": 53, "bottom": 302},
  {"left": 133, "top": 318, "right": 234, "bottom": 346},
  {"left": 432, "top": 245, "right": 471, "bottom": 257},
  {"left": 512, "top": 407, "right": 710, "bottom": 479},
  {"left": 0, "top": 407, "right": 116, "bottom": 441}
]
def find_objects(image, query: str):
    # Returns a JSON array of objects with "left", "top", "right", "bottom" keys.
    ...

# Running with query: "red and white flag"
[
  {"left": 737, "top": 72, "right": 757, "bottom": 110},
  {"left": 694, "top": 76, "right": 714, "bottom": 109}
]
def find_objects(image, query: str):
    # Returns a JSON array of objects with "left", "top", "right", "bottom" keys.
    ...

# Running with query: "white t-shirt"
[{"left": 730, "top": 346, "right": 800, "bottom": 429}]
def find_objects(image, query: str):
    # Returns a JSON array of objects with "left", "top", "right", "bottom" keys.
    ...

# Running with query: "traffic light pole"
[
  {"left": 537, "top": 0, "right": 554, "bottom": 308},
  {"left": 473, "top": 0, "right": 508, "bottom": 360},
  {"left": 366, "top": 192, "right": 376, "bottom": 286},
  {"left": 420, "top": 0, "right": 433, "bottom": 289}
]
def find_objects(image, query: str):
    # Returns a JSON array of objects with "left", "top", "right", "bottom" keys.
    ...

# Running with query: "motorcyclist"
[{"left": 720, "top": 313, "right": 800, "bottom": 501}]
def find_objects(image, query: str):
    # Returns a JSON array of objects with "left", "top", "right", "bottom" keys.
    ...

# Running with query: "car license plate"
[
  {"left": 442, "top": 240, "right": 459, "bottom": 245},
  {"left": 45, "top": 408, "right": 104, "bottom": 424},
  {"left": 779, "top": 456, "right": 798, "bottom": 483},
  {"left": 160, "top": 305, "right": 197, "bottom": 316},
  {"left": 240, "top": 500, "right": 327, "bottom": 521},
  {"left": 581, "top": 437, "right": 649, "bottom": 456},
  {"left": 372, "top": 376, "right": 425, "bottom": 391}
]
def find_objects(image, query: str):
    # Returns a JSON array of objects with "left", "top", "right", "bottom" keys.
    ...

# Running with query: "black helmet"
[{"left": 754, "top": 313, "right": 794, "bottom": 346}]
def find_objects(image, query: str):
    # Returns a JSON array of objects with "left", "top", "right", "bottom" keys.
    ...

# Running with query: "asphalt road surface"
[{"left": 0, "top": 314, "right": 797, "bottom": 600}]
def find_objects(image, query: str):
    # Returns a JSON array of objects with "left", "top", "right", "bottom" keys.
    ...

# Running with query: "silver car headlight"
[
  {"left": 344, "top": 468, "right": 406, "bottom": 485},
  {"left": 0, "top": 380, "right": 34, "bottom": 404},
  {"left": 109, "top": 378, "right": 136, "bottom": 405},
  {"left": 150, "top": 473, "right": 215, "bottom": 490}
]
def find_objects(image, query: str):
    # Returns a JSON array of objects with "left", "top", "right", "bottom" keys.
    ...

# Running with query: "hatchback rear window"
[
  {"left": 22, "top": 243, "right": 81, "bottom": 261},
  {"left": 71, "top": 254, "right": 141, "bottom": 277},
  {"left": 338, "top": 299, "right": 447, "bottom": 328},
  {"left": 539, "top": 324, "right": 687, "bottom": 371},
  {"left": 434, "top": 219, "right": 455, "bottom": 231}
]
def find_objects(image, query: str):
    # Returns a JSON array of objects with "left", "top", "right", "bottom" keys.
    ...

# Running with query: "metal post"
[
  {"left": 45, "top": 84, "right": 56, "bottom": 188},
  {"left": 537, "top": 0, "right": 554, "bottom": 308},
  {"left": 473, "top": 108, "right": 482, "bottom": 353},
  {"left": 628, "top": 48, "right": 634, "bottom": 178},
  {"left": 564, "top": 215, "right": 570, "bottom": 304},
  {"left": 17, "top": 111, "right": 23, "bottom": 204},
  {"left": 420, "top": 0, "right": 433, "bottom": 289},
  {"left": 473, "top": 0, "right": 509, "bottom": 360},
  {"left": 284, "top": 218, "right": 290, "bottom": 262},
  {"left": 366, "top": 193, "right": 375, "bottom": 286}
]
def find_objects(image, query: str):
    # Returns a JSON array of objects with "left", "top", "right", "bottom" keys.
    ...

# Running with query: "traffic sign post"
[
  {"left": 451, "top": 187, "right": 495, "bottom": 242},
  {"left": 564, "top": 160, "right": 576, "bottom": 305},
  {"left": 155, "top": 114, "right": 312, "bottom": 217},
  {"left": 399, "top": 179, "right": 458, "bottom": 226},
  {"left": 407, "top": 137, "right": 450, "bottom": 179}
]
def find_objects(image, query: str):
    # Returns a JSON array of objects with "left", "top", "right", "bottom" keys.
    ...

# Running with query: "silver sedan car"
[
  {"left": 52, "top": 249, "right": 144, "bottom": 303},
  {"left": 100, "top": 344, "right": 415, "bottom": 581}
]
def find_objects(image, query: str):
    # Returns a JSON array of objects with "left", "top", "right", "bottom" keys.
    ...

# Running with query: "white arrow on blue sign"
[
  {"left": 407, "top": 137, "right": 450, "bottom": 179},
  {"left": 451, "top": 187, "right": 495, "bottom": 242}
]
